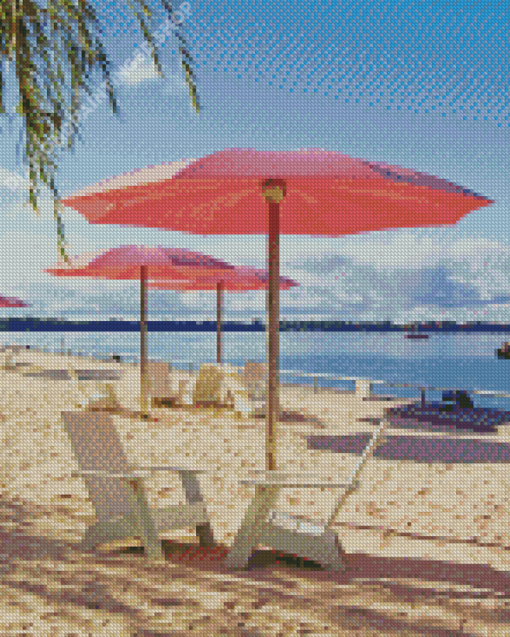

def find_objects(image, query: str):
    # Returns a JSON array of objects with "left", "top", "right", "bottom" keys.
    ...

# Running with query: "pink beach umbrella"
[
  {"left": 44, "top": 245, "right": 242, "bottom": 415},
  {"left": 150, "top": 266, "right": 299, "bottom": 364},
  {"left": 0, "top": 295, "right": 30, "bottom": 308},
  {"left": 61, "top": 148, "right": 494, "bottom": 470}
]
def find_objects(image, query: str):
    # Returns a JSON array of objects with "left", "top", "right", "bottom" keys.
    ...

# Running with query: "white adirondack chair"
[
  {"left": 241, "top": 361, "right": 268, "bottom": 403},
  {"left": 191, "top": 363, "right": 253, "bottom": 415},
  {"left": 62, "top": 411, "right": 215, "bottom": 560},
  {"left": 224, "top": 417, "right": 392, "bottom": 570}
]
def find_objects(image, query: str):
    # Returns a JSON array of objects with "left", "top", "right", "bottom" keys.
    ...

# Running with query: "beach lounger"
[
  {"left": 241, "top": 361, "right": 268, "bottom": 403},
  {"left": 146, "top": 361, "right": 173, "bottom": 404},
  {"left": 192, "top": 364, "right": 253, "bottom": 415},
  {"left": 224, "top": 417, "right": 391, "bottom": 571},
  {"left": 0, "top": 352, "right": 15, "bottom": 370},
  {"left": 146, "top": 362, "right": 203, "bottom": 408},
  {"left": 193, "top": 363, "right": 223, "bottom": 405},
  {"left": 61, "top": 410, "right": 215, "bottom": 560}
]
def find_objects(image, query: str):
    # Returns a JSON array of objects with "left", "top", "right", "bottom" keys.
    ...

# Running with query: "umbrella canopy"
[
  {"left": 0, "top": 295, "right": 29, "bottom": 308},
  {"left": 45, "top": 245, "right": 241, "bottom": 416},
  {"left": 62, "top": 148, "right": 494, "bottom": 470},
  {"left": 150, "top": 266, "right": 299, "bottom": 363},
  {"left": 48, "top": 245, "right": 238, "bottom": 280}
]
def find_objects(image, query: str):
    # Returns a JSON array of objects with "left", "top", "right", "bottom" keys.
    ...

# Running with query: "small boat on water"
[
  {"left": 405, "top": 333, "right": 429, "bottom": 339},
  {"left": 497, "top": 342, "right": 510, "bottom": 358}
]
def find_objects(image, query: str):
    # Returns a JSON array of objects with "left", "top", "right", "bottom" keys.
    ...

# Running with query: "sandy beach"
[{"left": 0, "top": 347, "right": 508, "bottom": 635}]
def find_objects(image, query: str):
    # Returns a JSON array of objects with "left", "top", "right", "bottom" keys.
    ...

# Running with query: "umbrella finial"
[{"left": 261, "top": 179, "right": 286, "bottom": 203}]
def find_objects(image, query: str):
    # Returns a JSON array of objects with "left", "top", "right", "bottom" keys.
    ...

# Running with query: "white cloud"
[
  {"left": 117, "top": 54, "right": 161, "bottom": 85},
  {"left": 294, "top": 230, "right": 510, "bottom": 273},
  {"left": 0, "top": 168, "right": 29, "bottom": 191},
  {"left": 2, "top": 217, "right": 510, "bottom": 321},
  {"left": 115, "top": 55, "right": 187, "bottom": 92},
  {"left": 0, "top": 231, "right": 58, "bottom": 285}
]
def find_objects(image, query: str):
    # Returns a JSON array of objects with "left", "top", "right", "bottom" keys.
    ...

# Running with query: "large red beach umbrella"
[
  {"left": 150, "top": 266, "right": 299, "bottom": 364},
  {"left": 61, "top": 148, "right": 494, "bottom": 470},
  {"left": 44, "top": 245, "right": 242, "bottom": 415}
]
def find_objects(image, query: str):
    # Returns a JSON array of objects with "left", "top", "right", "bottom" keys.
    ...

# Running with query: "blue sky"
[{"left": 0, "top": 0, "right": 509, "bottom": 322}]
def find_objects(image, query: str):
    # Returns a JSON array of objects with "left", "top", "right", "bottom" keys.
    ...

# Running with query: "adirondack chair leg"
[
  {"left": 195, "top": 523, "right": 216, "bottom": 547},
  {"left": 223, "top": 485, "right": 280, "bottom": 569},
  {"left": 81, "top": 513, "right": 139, "bottom": 552},
  {"left": 80, "top": 481, "right": 164, "bottom": 561},
  {"left": 128, "top": 478, "right": 165, "bottom": 560},
  {"left": 179, "top": 470, "right": 216, "bottom": 547},
  {"left": 256, "top": 514, "right": 347, "bottom": 571}
]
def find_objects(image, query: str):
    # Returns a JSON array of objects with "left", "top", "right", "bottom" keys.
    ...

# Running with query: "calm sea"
[{"left": 3, "top": 330, "right": 510, "bottom": 410}]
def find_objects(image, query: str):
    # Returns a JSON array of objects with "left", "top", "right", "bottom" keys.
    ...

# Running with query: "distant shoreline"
[{"left": 1, "top": 319, "right": 510, "bottom": 332}]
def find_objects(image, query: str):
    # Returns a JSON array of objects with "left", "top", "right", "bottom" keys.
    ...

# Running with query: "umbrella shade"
[
  {"left": 150, "top": 266, "right": 299, "bottom": 363},
  {"left": 62, "top": 148, "right": 494, "bottom": 470},
  {"left": 44, "top": 245, "right": 241, "bottom": 416},
  {"left": 0, "top": 295, "right": 29, "bottom": 308}
]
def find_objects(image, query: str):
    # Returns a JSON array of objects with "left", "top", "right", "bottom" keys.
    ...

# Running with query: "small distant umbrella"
[
  {"left": 44, "top": 245, "right": 241, "bottom": 416},
  {"left": 0, "top": 296, "right": 29, "bottom": 308},
  {"left": 150, "top": 266, "right": 299, "bottom": 363}
]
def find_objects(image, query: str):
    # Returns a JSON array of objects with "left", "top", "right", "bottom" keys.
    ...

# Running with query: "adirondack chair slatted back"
[
  {"left": 243, "top": 361, "right": 268, "bottom": 401},
  {"left": 147, "top": 361, "right": 171, "bottom": 398},
  {"left": 193, "top": 364, "right": 223, "bottom": 404},
  {"left": 62, "top": 411, "right": 135, "bottom": 522}
]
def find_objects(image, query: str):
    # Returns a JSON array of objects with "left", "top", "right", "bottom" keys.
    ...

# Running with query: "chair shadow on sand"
[
  {"left": 254, "top": 408, "right": 327, "bottom": 428},
  {"left": 0, "top": 496, "right": 509, "bottom": 635}
]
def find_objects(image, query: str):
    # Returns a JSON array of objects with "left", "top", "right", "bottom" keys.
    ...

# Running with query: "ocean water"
[{"left": 3, "top": 330, "right": 510, "bottom": 410}]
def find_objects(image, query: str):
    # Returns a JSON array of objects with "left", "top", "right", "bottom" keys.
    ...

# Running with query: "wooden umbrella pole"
[
  {"left": 216, "top": 280, "right": 223, "bottom": 364},
  {"left": 140, "top": 265, "right": 149, "bottom": 416},
  {"left": 262, "top": 179, "right": 286, "bottom": 472}
]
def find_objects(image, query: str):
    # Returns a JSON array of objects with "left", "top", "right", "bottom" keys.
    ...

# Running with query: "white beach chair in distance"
[
  {"left": 61, "top": 411, "right": 215, "bottom": 560},
  {"left": 66, "top": 368, "right": 122, "bottom": 412},
  {"left": 146, "top": 361, "right": 172, "bottom": 406},
  {"left": 242, "top": 361, "right": 268, "bottom": 402},
  {"left": 148, "top": 362, "right": 199, "bottom": 407},
  {"left": 191, "top": 363, "right": 252, "bottom": 415},
  {"left": 193, "top": 363, "right": 223, "bottom": 405}
]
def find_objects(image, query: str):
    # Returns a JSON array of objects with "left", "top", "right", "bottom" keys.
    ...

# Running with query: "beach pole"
[
  {"left": 262, "top": 180, "right": 286, "bottom": 472},
  {"left": 139, "top": 265, "right": 149, "bottom": 416},
  {"left": 216, "top": 280, "right": 223, "bottom": 364}
]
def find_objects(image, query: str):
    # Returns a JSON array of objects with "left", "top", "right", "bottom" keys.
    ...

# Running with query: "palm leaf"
[{"left": 0, "top": 0, "right": 201, "bottom": 263}]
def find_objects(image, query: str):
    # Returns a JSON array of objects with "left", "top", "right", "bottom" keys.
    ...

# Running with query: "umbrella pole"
[
  {"left": 216, "top": 281, "right": 223, "bottom": 364},
  {"left": 140, "top": 265, "right": 149, "bottom": 416},
  {"left": 263, "top": 180, "right": 286, "bottom": 472}
]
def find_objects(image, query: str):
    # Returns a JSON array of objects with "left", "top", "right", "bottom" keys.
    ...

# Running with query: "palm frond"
[{"left": 0, "top": 0, "right": 201, "bottom": 263}]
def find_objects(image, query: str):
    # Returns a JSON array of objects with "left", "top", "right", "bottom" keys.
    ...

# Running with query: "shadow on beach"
[
  {"left": 308, "top": 432, "right": 510, "bottom": 463},
  {"left": 0, "top": 497, "right": 508, "bottom": 634}
]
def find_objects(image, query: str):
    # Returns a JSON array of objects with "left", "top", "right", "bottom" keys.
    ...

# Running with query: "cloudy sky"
[{"left": 0, "top": 0, "right": 509, "bottom": 322}]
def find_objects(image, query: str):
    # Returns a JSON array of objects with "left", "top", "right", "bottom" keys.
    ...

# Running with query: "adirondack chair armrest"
[
  {"left": 133, "top": 465, "right": 211, "bottom": 473},
  {"left": 71, "top": 466, "right": 211, "bottom": 478},
  {"left": 71, "top": 469, "right": 156, "bottom": 478},
  {"left": 238, "top": 470, "right": 351, "bottom": 488}
]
